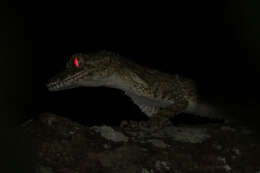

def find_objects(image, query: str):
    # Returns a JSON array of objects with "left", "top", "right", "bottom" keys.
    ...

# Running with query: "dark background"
[
  {"left": 35, "top": 0, "right": 260, "bottom": 127},
  {"left": 2, "top": 0, "right": 260, "bottom": 126},
  {"left": 1, "top": 0, "right": 260, "bottom": 172}
]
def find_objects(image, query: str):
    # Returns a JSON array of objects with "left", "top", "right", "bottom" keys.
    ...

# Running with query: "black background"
[
  {"left": 1, "top": 0, "right": 260, "bottom": 126},
  {"left": 1, "top": 0, "right": 260, "bottom": 172},
  {"left": 37, "top": 0, "right": 260, "bottom": 127}
]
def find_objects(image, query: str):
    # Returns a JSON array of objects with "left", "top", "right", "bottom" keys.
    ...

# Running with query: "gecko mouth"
[
  {"left": 46, "top": 69, "right": 87, "bottom": 91},
  {"left": 46, "top": 81, "right": 78, "bottom": 91},
  {"left": 46, "top": 75, "right": 79, "bottom": 92}
]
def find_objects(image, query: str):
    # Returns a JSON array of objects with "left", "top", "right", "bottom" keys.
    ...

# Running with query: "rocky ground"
[{"left": 21, "top": 112, "right": 260, "bottom": 173}]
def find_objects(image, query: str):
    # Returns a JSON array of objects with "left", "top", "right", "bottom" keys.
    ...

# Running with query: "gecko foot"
[
  {"left": 120, "top": 117, "right": 171, "bottom": 132},
  {"left": 140, "top": 116, "right": 172, "bottom": 131},
  {"left": 120, "top": 120, "right": 139, "bottom": 129}
]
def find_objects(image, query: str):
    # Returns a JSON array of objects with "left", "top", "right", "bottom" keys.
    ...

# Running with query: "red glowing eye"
[{"left": 74, "top": 57, "right": 79, "bottom": 68}]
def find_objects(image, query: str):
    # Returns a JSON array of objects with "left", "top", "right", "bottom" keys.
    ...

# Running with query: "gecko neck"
[{"left": 103, "top": 74, "right": 130, "bottom": 92}]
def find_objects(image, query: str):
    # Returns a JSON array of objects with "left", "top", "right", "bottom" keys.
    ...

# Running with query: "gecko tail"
[{"left": 184, "top": 100, "right": 233, "bottom": 121}]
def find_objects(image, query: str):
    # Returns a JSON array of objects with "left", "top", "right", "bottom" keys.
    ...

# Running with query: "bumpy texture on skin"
[{"left": 46, "top": 51, "right": 199, "bottom": 128}]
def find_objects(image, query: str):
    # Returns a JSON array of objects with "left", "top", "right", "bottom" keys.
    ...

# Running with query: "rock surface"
[{"left": 23, "top": 113, "right": 260, "bottom": 173}]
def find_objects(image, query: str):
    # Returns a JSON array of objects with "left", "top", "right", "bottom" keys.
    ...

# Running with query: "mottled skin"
[{"left": 46, "top": 51, "right": 199, "bottom": 129}]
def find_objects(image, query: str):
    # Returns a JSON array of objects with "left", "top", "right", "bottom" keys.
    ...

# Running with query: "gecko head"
[{"left": 46, "top": 51, "right": 115, "bottom": 92}]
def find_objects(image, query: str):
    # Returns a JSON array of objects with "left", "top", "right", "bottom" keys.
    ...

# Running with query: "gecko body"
[{"left": 46, "top": 51, "right": 223, "bottom": 128}]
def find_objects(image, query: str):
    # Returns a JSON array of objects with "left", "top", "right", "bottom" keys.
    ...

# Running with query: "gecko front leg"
[
  {"left": 121, "top": 98, "right": 189, "bottom": 131},
  {"left": 142, "top": 98, "right": 189, "bottom": 131}
]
